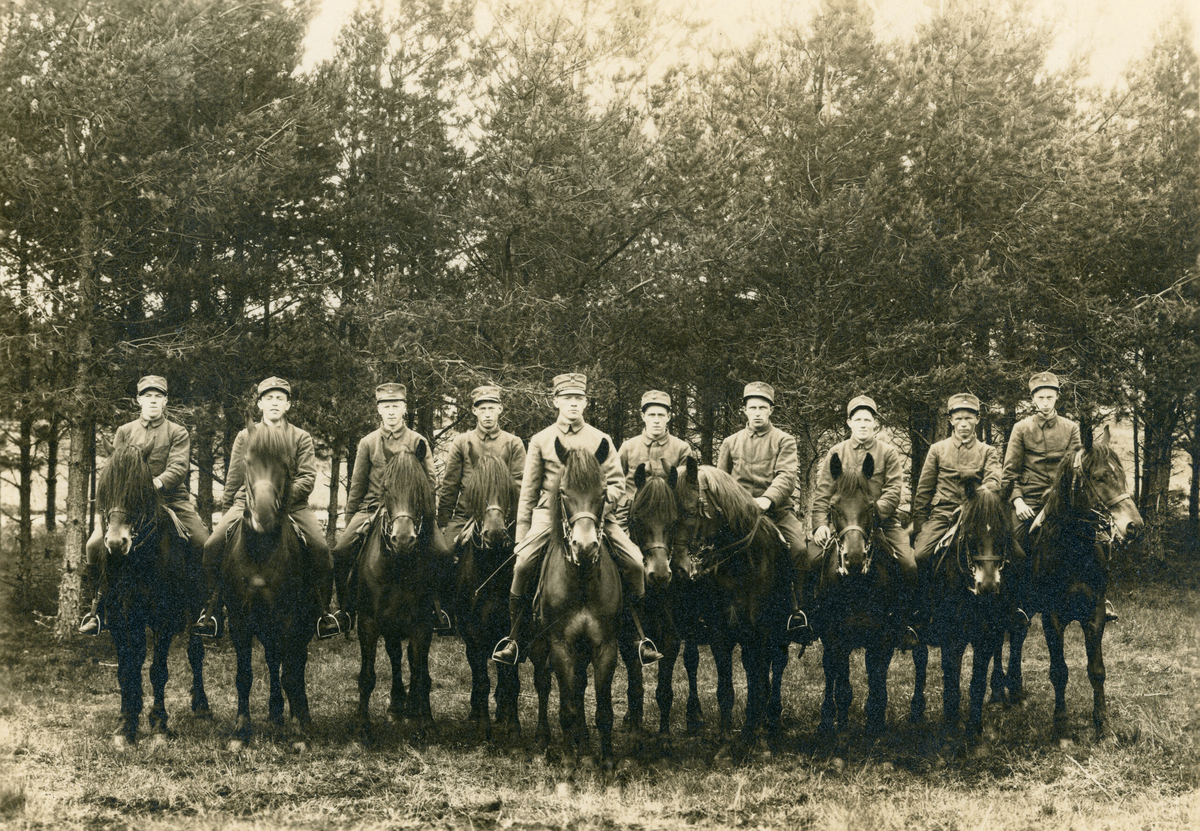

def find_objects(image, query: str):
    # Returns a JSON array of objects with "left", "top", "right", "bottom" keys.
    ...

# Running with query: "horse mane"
[
  {"left": 1041, "top": 441, "right": 1124, "bottom": 528},
  {"left": 462, "top": 454, "right": 518, "bottom": 519},
  {"left": 830, "top": 467, "right": 872, "bottom": 502},
  {"left": 629, "top": 473, "right": 677, "bottom": 529},
  {"left": 960, "top": 485, "right": 1013, "bottom": 550},
  {"left": 380, "top": 451, "right": 436, "bottom": 520},
  {"left": 245, "top": 425, "right": 292, "bottom": 473},
  {"left": 559, "top": 447, "right": 604, "bottom": 495},
  {"left": 96, "top": 445, "right": 158, "bottom": 520},
  {"left": 697, "top": 466, "right": 763, "bottom": 538}
]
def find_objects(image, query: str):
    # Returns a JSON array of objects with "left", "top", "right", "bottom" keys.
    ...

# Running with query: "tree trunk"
[
  {"left": 326, "top": 451, "right": 342, "bottom": 546},
  {"left": 17, "top": 414, "right": 34, "bottom": 589},
  {"left": 1189, "top": 399, "right": 1199, "bottom": 525},
  {"left": 55, "top": 209, "right": 96, "bottom": 640},
  {"left": 196, "top": 415, "right": 215, "bottom": 527},
  {"left": 45, "top": 412, "right": 59, "bottom": 532},
  {"left": 908, "top": 402, "right": 937, "bottom": 507},
  {"left": 1140, "top": 416, "right": 1174, "bottom": 563}
]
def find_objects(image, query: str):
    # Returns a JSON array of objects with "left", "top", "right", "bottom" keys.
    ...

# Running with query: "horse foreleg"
[
  {"left": 1043, "top": 612, "right": 1070, "bottom": 737},
  {"left": 112, "top": 621, "right": 146, "bottom": 746},
  {"left": 1083, "top": 610, "right": 1108, "bottom": 739},
  {"left": 263, "top": 639, "right": 285, "bottom": 727},
  {"left": 739, "top": 641, "right": 773, "bottom": 762},
  {"left": 684, "top": 640, "right": 705, "bottom": 735},
  {"left": 864, "top": 644, "right": 893, "bottom": 737},
  {"left": 462, "top": 629, "right": 491, "bottom": 732},
  {"left": 595, "top": 639, "right": 618, "bottom": 770},
  {"left": 819, "top": 640, "right": 839, "bottom": 736},
  {"left": 495, "top": 661, "right": 521, "bottom": 740},
  {"left": 967, "top": 633, "right": 996, "bottom": 740},
  {"left": 407, "top": 626, "right": 434, "bottom": 730},
  {"left": 532, "top": 651, "right": 553, "bottom": 753},
  {"left": 281, "top": 633, "right": 312, "bottom": 747},
  {"left": 231, "top": 627, "right": 254, "bottom": 747},
  {"left": 147, "top": 629, "right": 172, "bottom": 738},
  {"left": 550, "top": 641, "right": 578, "bottom": 769},
  {"left": 655, "top": 631, "right": 681, "bottom": 737},
  {"left": 618, "top": 616, "right": 645, "bottom": 734},
  {"left": 1005, "top": 622, "right": 1030, "bottom": 704},
  {"left": 911, "top": 644, "right": 929, "bottom": 724},
  {"left": 711, "top": 633, "right": 735, "bottom": 739},
  {"left": 187, "top": 632, "right": 211, "bottom": 720},
  {"left": 941, "top": 640, "right": 964, "bottom": 734}
]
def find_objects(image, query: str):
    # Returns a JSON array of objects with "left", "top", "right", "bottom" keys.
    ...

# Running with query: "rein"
[{"left": 690, "top": 512, "right": 768, "bottom": 578}]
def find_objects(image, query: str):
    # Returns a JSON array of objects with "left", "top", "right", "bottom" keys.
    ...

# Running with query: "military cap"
[
  {"left": 742, "top": 382, "right": 775, "bottom": 405},
  {"left": 1029, "top": 372, "right": 1060, "bottom": 393},
  {"left": 257, "top": 376, "right": 291, "bottom": 399},
  {"left": 640, "top": 390, "right": 672, "bottom": 411},
  {"left": 947, "top": 393, "right": 981, "bottom": 414},
  {"left": 136, "top": 375, "right": 168, "bottom": 396},
  {"left": 471, "top": 384, "right": 502, "bottom": 406},
  {"left": 552, "top": 373, "right": 588, "bottom": 396},
  {"left": 375, "top": 382, "right": 407, "bottom": 402},
  {"left": 847, "top": 395, "right": 878, "bottom": 418}
]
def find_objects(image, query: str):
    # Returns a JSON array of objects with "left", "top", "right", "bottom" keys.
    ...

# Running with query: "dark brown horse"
[
  {"left": 531, "top": 438, "right": 623, "bottom": 772},
  {"left": 813, "top": 452, "right": 905, "bottom": 739},
  {"left": 673, "top": 460, "right": 790, "bottom": 763},
  {"left": 453, "top": 452, "right": 522, "bottom": 743},
  {"left": 222, "top": 424, "right": 316, "bottom": 751},
  {"left": 352, "top": 441, "right": 440, "bottom": 744},
  {"left": 94, "top": 445, "right": 209, "bottom": 747},
  {"left": 618, "top": 460, "right": 683, "bottom": 742},
  {"left": 911, "top": 475, "right": 1018, "bottom": 743},
  {"left": 996, "top": 425, "right": 1142, "bottom": 739}
]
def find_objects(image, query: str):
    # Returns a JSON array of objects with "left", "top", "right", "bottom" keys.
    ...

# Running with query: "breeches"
[
  {"left": 798, "top": 519, "right": 916, "bottom": 589},
  {"left": 202, "top": 504, "right": 332, "bottom": 584},
  {"left": 511, "top": 508, "right": 645, "bottom": 598},
  {"left": 913, "top": 507, "right": 959, "bottom": 564},
  {"left": 86, "top": 497, "right": 209, "bottom": 570}
]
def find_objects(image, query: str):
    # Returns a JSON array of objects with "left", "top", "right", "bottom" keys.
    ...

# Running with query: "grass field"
[{"left": 1, "top": 530, "right": 1199, "bottom": 830}]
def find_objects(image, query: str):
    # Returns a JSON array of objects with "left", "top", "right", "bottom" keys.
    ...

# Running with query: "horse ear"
[
  {"left": 414, "top": 438, "right": 428, "bottom": 463},
  {"left": 245, "top": 414, "right": 256, "bottom": 435},
  {"left": 664, "top": 459, "right": 678, "bottom": 488},
  {"left": 1082, "top": 425, "right": 1094, "bottom": 453},
  {"left": 634, "top": 463, "right": 649, "bottom": 490},
  {"left": 963, "top": 474, "right": 980, "bottom": 503},
  {"left": 829, "top": 452, "right": 843, "bottom": 480},
  {"left": 683, "top": 455, "right": 698, "bottom": 486},
  {"left": 1096, "top": 424, "right": 1111, "bottom": 448},
  {"left": 553, "top": 436, "right": 568, "bottom": 463},
  {"left": 595, "top": 437, "right": 611, "bottom": 464},
  {"left": 862, "top": 453, "right": 875, "bottom": 480}
]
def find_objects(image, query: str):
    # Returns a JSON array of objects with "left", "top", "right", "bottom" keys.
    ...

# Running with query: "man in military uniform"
[
  {"left": 1001, "top": 372, "right": 1116, "bottom": 621},
  {"left": 615, "top": 390, "right": 693, "bottom": 529},
  {"left": 331, "top": 382, "right": 454, "bottom": 628},
  {"left": 804, "top": 395, "right": 920, "bottom": 648},
  {"left": 491, "top": 373, "right": 662, "bottom": 666},
  {"left": 79, "top": 375, "right": 211, "bottom": 635},
  {"left": 197, "top": 377, "right": 345, "bottom": 639},
  {"left": 437, "top": 384, "right": 526, "bottom": 547},
  {"left": 716, "top": 382, "right": 809, "bottom": 638},
  {"left": 911, "top": 393, "right": 1004, "bottom": 627}
]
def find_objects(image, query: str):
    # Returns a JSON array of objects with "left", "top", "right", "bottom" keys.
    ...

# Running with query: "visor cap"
[
  {"left": 375, "top": 383, "right": 407, "bottom": 402},
  {"left": 847, "top": 395, "right": 879, "bottom": 418},
  {"left": 257, "top": 377, "right": 291, "bottom": 399},
  {"left": 742, "top": 382, "right": 775, "bottom": 405},
  {"left": 137, "top": 375, "right": 168, "bottom": 396},
  {"left": 640, "top": 390, "right": 672, "bottom": 411},
  {"left": 1029, "top": 372, "right": 1060, "bottom": 393},
  {"left": 947, "top": 393, "right": 980, "bottom": 414},
  {"left": 471, "top": 384, "right": 502, "bottom": 406},
  {"left": 552, "top": 373, "right": 588, "bottom": 396}
]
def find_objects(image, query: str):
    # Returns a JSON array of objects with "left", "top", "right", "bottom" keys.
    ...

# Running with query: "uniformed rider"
[{"left": 615, "top": 390, "right": 693, "bottom": 530}]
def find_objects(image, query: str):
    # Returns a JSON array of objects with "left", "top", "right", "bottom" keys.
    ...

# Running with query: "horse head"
[
  {"left": 1074, "top": 425, "right": 1143, "bottom": 544},
  {"left": 380, "top": 439, "right": 435, "bottom": 555},
  {"left": 97, "top": 445, "right": 159, "bottom": 565},
  {"left": 629, "top": 459, "right": 678, "bottom": 589},
  {"left": 242, "top": 422, "right": 291, "bottom": 535},
  {"left": 959, "top": 474, "right": 1010, "bottom": 597},
  {"left": 828, "top": 452, "right": 878, "bottom": 575},
  {"left": 462, "top": 451, "right": 518, "bottom": 550},
  {"left": 552, "top": 437, "right": 610, "bottom": 568},
  {"left": 671, "top": 456, "right": 703, "bottom": 579}
]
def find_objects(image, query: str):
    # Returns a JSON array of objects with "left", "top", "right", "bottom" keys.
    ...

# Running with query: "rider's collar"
[
  {"left": 1034, "top": 412, "right": 1059, "bottom": 428},
  {"left": 475, "top": 424, "right": 500, "bottom": 441},
  {"left": 140, "top": 414, "right": 165, "bottom": 429},
  {"left": 851, "top": 434, "right": 877, "bottom": 451},
  {"left": 642, "top": 431, "right": 669, "bottom": 447},
  {"left": 555, "top": 416, "right": 585, "bottom": 435},
  {"left": 381, "top": 423, "right": 409, "bottom": 440},
  {"left": 748, "top": 422, "right": 773, "bottom": 438},
  {"left": 954, "top": 434, "right": 977, "bottom": 450}
]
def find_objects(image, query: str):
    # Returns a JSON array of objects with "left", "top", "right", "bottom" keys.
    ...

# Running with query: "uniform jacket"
[
  {"left": 223, "top": 421, "right": 317, "bottom": 512},
  {"left": 345, "top": 425, "right": 438, "bottom": 517},
  {"left": 810, "top": 435, "right": 905, "bottom": 530},
  {"left": 111, "top": 416, "right": 193, "bottom": 504},
  {"left": 913, "top": 435, "right": 1002, "bottom": 519},
  {"left": 517, "top": 419, "right": 624, "bottom": 540},
  {"left": 716, "top": 424, "right": 799, "bottom": 510},
  {"left": 617, "top": 432, "right": 694, "bottom": 502},
  {"left": 437, "top": 426, "right": 526, "bottom": 525},
  {"left": 1001, "top": 412, "right": 1081, "bottom": 508}
]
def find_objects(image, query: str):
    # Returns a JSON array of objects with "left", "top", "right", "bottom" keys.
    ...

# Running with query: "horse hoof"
[
  {"left": 228, "top": 739, "right": 247, "bottom": 753},
  {"left": 112, "top": 734, "right": 132, "bottom": 751},
  {"left": 292, "top": 740, "right": 308, "bottom": 754},
  {"left": 826, "top": 757, "right": 846, "bottom": 776},
  {"left": 554, "top": 781, "right": 573, "bottom": 798},
  {"left": 194, "top": 708, "right": 214, "bottom": 722},
  {"left": 148, "top": 732, "right": 169, "bottom": 749},
  {"left": 580, "top": 755, "right": 597, "bottom": 771},
  {"left": 1057, "top": 737, "right": 1075, "bottom": 751}
]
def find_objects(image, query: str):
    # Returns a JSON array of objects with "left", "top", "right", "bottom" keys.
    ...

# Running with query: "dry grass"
[{"left": 2, "top": 527, "right": 1199, "bottom": 830}]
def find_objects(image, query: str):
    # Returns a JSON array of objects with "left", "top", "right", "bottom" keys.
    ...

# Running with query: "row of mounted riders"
[{"left": 87, "top": 422, "right": 1140, "bottom": 765}]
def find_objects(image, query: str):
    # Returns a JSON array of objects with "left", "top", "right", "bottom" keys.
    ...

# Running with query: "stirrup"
[
  {"left": 1015, "top": 607, "right": 1031, "bottom": 627},
  {"left": 1103, "top": 600, "right": 1118, "bottom": 624},
  {"left": 432, "top": 608, "right": 454, "bottom": 635},
  {"left": 638, "top": 637, "right": 663, "bottom": 666},
  {"left": 316, "top": 611, "right": 349, "bottom": 640},
  {"left": 900, "top": 626, "right": 920, "bottom": 651},
  {"left": 194, "top": 611, "right": 222, "bottom": 639},
  {"left": 78, "top": 613, "right": 103, "bottom": 636},
  {"left": 787, "top": 610, "right": 810, "bottom": 632},
  {"left": 491, "top": 637, "right": 520, "bottom": 666}
]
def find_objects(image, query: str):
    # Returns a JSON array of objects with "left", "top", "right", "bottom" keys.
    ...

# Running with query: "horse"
[
  {"left": 351, "top": 440, "right": 441, "bottom": 744},
  {"left": 997, "top": 425, "right": 1142, "bottom": 740},
  {"left": 812, "top": 451, "right": 906, "bottom": 740},
  {"left": 673, "top": 458, "right": 790, "bottom": 763},
  {"left": 530, "top": 437, "right": 624, "bottom": 773},
  {"left": 221, "top": 423, "right": 317, "bottom": 751},
  {"left": 910, "top": 474, "right": 1018, "bottom": 744},
  {"left": 93, "top": 445, "right": 209, "bottom": 747},
  {"left": 618, "top": 460, "right": 683, "bottom": 745},
  {"left": 453, "top": 452, "right": 522, "bottom": 743}
]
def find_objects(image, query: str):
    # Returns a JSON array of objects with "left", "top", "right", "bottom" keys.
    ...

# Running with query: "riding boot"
[
  {"left": 629, "top": 595, "right": 663, "bottom": 666},
  {"left": 78, "top": 591, "right": 105, "bottom": 636},
  {"left": 316, "top": 578, "right": 351, "bottom": 641},
  {"left": 492, "top": 594, "right": 530, "bottom": 665}
]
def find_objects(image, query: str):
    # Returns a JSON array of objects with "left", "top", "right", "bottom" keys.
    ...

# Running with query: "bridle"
[
  {"left": 471, "top": 504, "right": 513, "bottom": 547},
  {"left": 558, "top": 490, "right": 605, "bottom": 566},
  {"left": 829, "top": 506, "right": 877, "bottom": 577}
]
